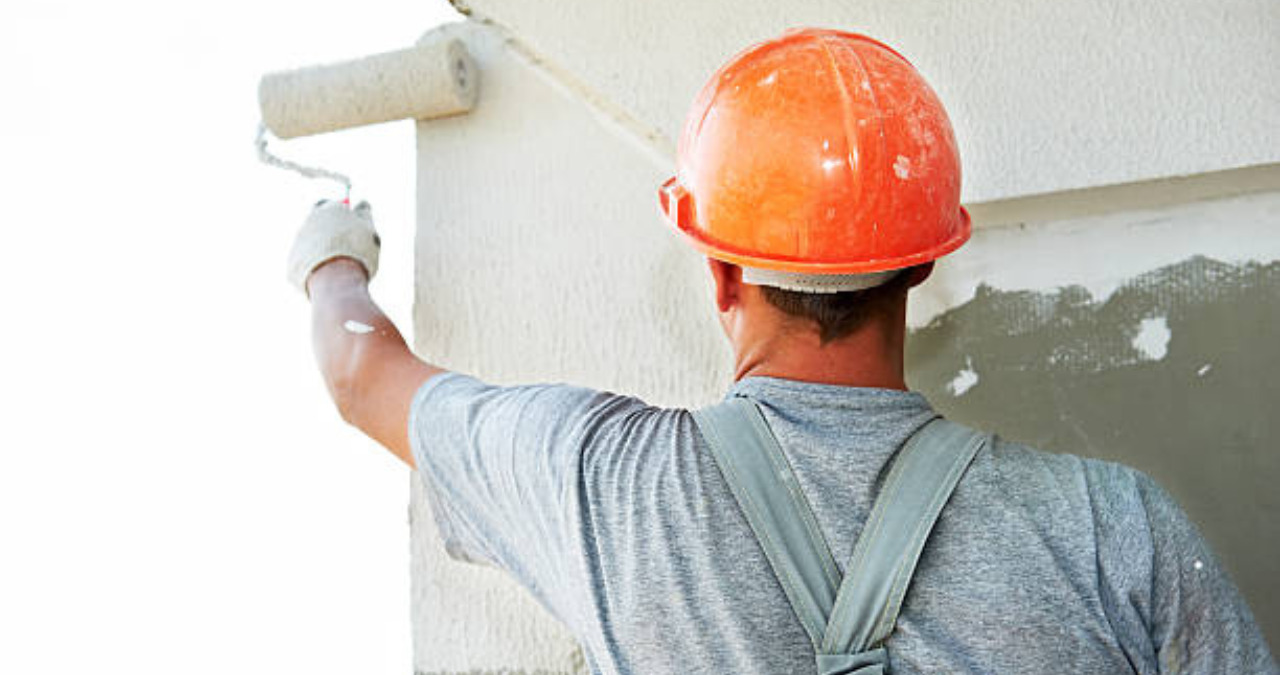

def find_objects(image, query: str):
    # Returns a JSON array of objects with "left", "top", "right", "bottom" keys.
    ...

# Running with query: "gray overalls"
[{"left": 693, "top": 397, "right": 989, "bottom": 675}]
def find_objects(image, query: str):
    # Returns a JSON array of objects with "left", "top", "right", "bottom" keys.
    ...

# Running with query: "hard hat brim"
[{"left": 660, "top": 202, "right": 972, "bottom": 275}]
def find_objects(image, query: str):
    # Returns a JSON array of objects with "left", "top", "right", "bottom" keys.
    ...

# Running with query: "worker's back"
[{"left": 409, "top": 373, "right": 1275, "bottom": 674}]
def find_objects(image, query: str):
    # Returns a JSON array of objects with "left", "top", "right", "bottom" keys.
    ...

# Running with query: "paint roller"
[{"left": 255, "top": 37, "right": 478, "bottom": 198}]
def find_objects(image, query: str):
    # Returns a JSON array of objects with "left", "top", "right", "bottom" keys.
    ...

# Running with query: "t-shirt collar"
[{"left": 727, "top": 375, "right": 932, "bottom": 414}]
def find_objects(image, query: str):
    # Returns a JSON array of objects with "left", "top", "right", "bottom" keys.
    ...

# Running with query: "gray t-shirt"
[{"left": 409, "top": 373, "right": 1276, "bottom": 674}]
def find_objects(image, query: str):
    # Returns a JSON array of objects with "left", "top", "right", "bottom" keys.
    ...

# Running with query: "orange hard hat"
[{"left": 658, "top": 28, "right": 970, "bottom": 291}]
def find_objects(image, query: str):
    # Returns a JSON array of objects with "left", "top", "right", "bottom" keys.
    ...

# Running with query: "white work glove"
[{"left": 286, "top": 199, "right": 381, "bottom": 295}]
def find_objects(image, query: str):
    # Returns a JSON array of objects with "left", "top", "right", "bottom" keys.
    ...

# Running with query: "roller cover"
[{"left": 259, "top": 39, "right": 478, "bottom": 139}]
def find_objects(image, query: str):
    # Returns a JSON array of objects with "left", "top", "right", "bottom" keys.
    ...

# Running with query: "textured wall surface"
[
  {"left": 450, "top": 0, "right": 1280, "bottom": 203},
  {"left": 408, "top": 15, "right": 1280, "bottom": 674}
]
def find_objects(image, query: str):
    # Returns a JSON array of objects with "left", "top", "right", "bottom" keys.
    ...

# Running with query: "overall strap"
[
  {"left": 820, "top": 418, "right": 987, "bottom": 657},
  {"left": 694, "top": 398, "right": 988, "bottom": 675},
  {"left": 692, "top": 397, "right": 842, "bottom": 648}
]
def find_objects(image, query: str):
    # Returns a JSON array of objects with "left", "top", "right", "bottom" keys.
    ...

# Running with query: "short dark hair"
[{"left": 759, "top": 267, "right": 918, "bottom": 343}]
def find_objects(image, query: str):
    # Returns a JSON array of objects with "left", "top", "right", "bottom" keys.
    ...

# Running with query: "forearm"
[
  {"left": 307, "top": 258, "right": 442, "bottom": 466},
  {"left": 307, "top": 257, "right": 391, "bottom": 402}
]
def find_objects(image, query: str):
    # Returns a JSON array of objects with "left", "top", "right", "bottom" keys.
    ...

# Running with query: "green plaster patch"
[{"left": 908, "top": 255, "right": 1280, "bottom": 648}]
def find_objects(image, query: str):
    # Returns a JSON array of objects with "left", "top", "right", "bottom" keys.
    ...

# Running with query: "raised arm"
[{"left": 289, "top": 201, "right": 444, "bottom": 467}]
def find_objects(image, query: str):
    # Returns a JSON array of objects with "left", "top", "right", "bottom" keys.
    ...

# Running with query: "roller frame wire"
[{"left": 254, "top": 122, "right": 352, "bottom": 201}]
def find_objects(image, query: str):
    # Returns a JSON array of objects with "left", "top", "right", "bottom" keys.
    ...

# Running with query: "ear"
[
  {"left": 707, "top": 258, "right": 742, "bottom": 313},
  {"left": 906, "top": 262, "right": 935, "bottom": 288}
]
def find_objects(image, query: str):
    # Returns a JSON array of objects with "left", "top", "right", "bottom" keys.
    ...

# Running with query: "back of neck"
[{"left": 732, "top": 315, "right": 907, "bottom": 390}]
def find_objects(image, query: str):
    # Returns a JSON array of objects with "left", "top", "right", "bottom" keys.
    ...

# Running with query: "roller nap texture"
[{"left": 259, "top": 39, "right": 477, "bottom": 139}]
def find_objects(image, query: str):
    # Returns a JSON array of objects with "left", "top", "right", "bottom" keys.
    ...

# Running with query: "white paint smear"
[
  {"left": 1132, "top": 317, "right": 1171, "bottom": 361},
  {"left": 343, "top": 319, "right": 375, "bottom": 334},
  {"left": 908, "top": 191, "right": 1280, "bottom": 328},
  {"left": 949, "top": 359, "right": 980, "bottom": 396}
]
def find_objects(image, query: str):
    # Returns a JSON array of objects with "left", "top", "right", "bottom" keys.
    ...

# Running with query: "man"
[{"left": 287, "top": 29, "right": 1275, "bottom": 674}]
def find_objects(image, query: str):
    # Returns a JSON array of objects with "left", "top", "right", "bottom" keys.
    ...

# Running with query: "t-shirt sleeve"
[
  {"left": 407, "top": 372, "right": 646, "bottom": 628},
  {"left": 1087, "top": 461, "right": 1278, "bottom": 673}
]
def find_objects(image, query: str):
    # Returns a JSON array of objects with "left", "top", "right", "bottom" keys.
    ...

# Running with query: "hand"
[{"left": 287, "top": 200, "right": 381, "bottom": 296}]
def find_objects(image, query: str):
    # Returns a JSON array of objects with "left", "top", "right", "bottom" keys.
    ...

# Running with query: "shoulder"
[
  {"left": 953, "top": 431, "right": 1170, "bottom": 553},
  {"left": 409, "top": 373, "right": 700, "bottom": 465},
  {"left": 957, "top": 432, "right": 1097, "bottom": 509},
  {"left": 411, "top": 373, "right": 653, "bottom": 432},
  {"left": 968, "top": 430, "right": 1156, "bottom": 505},
  {"left": 967, "top": 432, "right": 1200, "bottom": 595}
]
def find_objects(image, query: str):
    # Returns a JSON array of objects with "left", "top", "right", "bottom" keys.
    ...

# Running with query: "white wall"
[{"left": 451, "top": 0, "right": 1280, "bottom": 203}]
